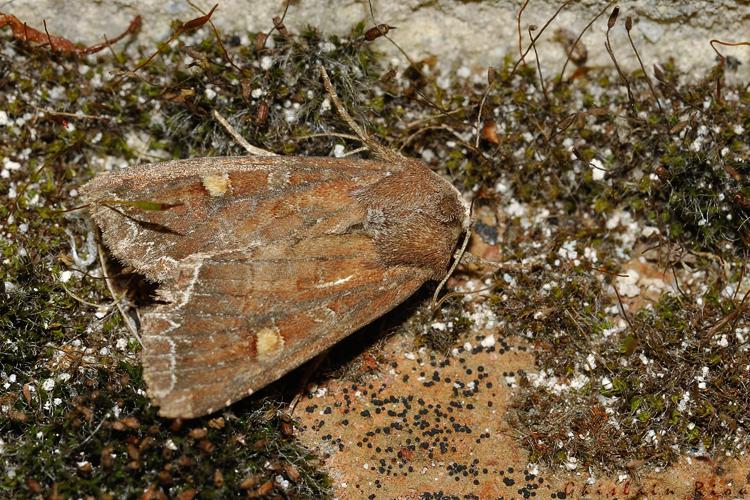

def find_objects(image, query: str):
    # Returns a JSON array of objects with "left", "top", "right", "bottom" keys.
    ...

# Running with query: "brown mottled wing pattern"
[{"left": 81, "top": 157, "right": 431, "bottom": 418}]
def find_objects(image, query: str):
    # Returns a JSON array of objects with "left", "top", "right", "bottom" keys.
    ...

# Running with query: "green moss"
[
  {"left": 509, "top": 284, "right": 750, "bottom": 471},
  {"left": 413, "top": 296, "right": 473, "bottom": 354}
]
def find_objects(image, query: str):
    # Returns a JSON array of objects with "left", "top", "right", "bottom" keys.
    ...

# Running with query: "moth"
[{"left": 81, "top": 65, "right": 470, "bottom": 418}]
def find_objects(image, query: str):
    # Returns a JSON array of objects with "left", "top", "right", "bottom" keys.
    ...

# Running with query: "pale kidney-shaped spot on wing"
[
  {"left": 201, "top": 172, "right": 232, "bottom": 197},
  {"left": 256, "top": 326, "right": 285, "bottom": 359}
]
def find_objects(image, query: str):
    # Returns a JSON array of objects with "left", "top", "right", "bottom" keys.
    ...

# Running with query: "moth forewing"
[
  {"left": 82, "top": 154, "right": 469, "bottom": 418},
  {"left": 82, "top": 64, "right": 469, "bottom": 418}
]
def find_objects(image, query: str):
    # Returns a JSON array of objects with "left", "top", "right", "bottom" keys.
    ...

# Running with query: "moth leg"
[
  {"left": 288, "top": 348, "right": 331, "bottom": 415},
  {"left": 317, "top": 64, "right": 404, "bottom": 164},
  {"left": 431, "top": 225, "right": 472, "bottom": 311},
  {"left": 96, "top": 239, "right": 141, "bottom": 344},
  {"left": 212, "top": 109, "right": 276, "bottom": 157}
]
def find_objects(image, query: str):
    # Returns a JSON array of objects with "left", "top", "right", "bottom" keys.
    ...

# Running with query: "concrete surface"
[{"left": 3, "top": 1, "right": 750, "bottom": 79}]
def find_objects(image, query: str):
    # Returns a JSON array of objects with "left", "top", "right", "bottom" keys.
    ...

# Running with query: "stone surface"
[
  {"left": 294, "top": 323, "right": 750, "bottom": 498},
  {"left": 4, "top": 1, "right": 750, "bottom": 79}
]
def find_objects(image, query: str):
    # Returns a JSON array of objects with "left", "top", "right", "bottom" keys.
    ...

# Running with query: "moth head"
[{"left": 440, "top": 182, "right": 472, "bottom": 233}]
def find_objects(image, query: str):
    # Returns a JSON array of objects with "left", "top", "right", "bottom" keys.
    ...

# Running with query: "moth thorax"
[
  {"left": 370, "top": 197, "right": 465, "bottom": 279},
  {"left": 357, "top": 161, "right": 468, "bottom": 279}
]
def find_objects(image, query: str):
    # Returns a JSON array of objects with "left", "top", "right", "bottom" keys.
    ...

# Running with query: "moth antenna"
[
  {"left": 212, "top": 109, "right": 276, "bottom": 156},
  {"left": 460, "top": 252, "right": 546, "bottom": 272},
  {"left": 431, "top": 226, "right": 472, "bottom": 312},
  {"left": 288, "top": 349, "right": 331, "bottom": 415},
  {"left": 431, "top": 250, "right": 548, "bottom": 313},
  {"left": 432, "top": 197, "right": 476, "bottom": 311},
  {"left": 317, "top": 64, "right": 403, "bottom": 163},
  {"left": 53, "top": 203, "right": 92, "bottom": 214},
  {"left": 432, "top": 284, "right": 495, "bottom": 312},
  {"left": 432, "top": 193, "right": 546, "bottom": 312}
]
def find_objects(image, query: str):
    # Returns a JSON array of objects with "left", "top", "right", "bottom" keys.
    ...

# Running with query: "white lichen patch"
[{"left": 616, "top": 270, "right": 641, "bottom": 298}]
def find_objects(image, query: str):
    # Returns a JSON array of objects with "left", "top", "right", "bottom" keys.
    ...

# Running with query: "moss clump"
[
  {"left": 656, "top": 151, "right": 750, "bottom": 249},
  {"left": 509, "top": 284, "right": 750, "bottom": 471},
  {"left": 493, "top": 269, "right": 611, "bottom": 376},
  {"left": 414, "top": 296, "right": 474, "bottom": 354},
  {"left": 452, "top": 16, "right": 750, "bottom": 474}
]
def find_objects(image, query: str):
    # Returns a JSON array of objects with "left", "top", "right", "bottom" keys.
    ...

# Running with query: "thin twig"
[
  {"left": 529, "top": 26, "right": 548, "bottom": 103},
  {"left": 709, "top": 39, "right": 750, "bottom": 102},
  {"left": 460, "top": 251, "right": 547, "bottom": 273},
  {"left": 730, "top": 273, "right": 750, "bottom": 333},
  {"left": 75, "top": 412, "right": 111, "bottom": 450},
  {"left": 710, "top": 39, "right": 750, "bottom": 61},
  {"left": 341, "top": 146, "right": 369, "bottom": 157},
  {"left": 400, "top": 124, "right": 495, "bottom": 161},
  {"left": 295, "top": 132, "right": 362, "bottom": 142},
  {"left": 708, "top": 286, "right": 750, "bottom": 336},
  {"left": 731, "top": 262, "right": 746, "bottom": 304},
  {"left": 212, "top": 109, "right": 276, "bottom": 156},
  {"left": 671, "top": 264, "right": 688, "bottom": 299},
  {"left": 60, "top": 281, "right": 104, "bottom": 308},
  {"left": 604, "top": 7, "right": 635, "bottom": 111},
  {"left": 406, "top": 107, "right": 467, "bottom": 129},
  {"left": 42, "top": 19, "right": 54, "bottom": 52},
  {"left": 32, "top": 105, "right": 111, "bottom": 121},
  {"left": 612, "top": 281, "right": 634, "bottom": 330},
  {"left": 263, "top": 0, "right": 290, "bottom": 49},
  {"left": 557, "top": 1, "right": 615, "bottom": 84},
  {"left": 509, "top": 0, "right": 574, "bottom": 79},
  {"left": 102, "top": 33, "right": 120, "bottom": 63},
  {"left": 475, "top": 0, "right": 573, "bottom": 145},
  {"left": 127, "top": 5, "right": 217, "bottom": 76},
  {"left": 625, "top": 16, "right": 664, "bottom": 116},
  {"left": 317, "top": 64, "right": 400, "bottom": 162},
  {"left": 368, "top": 0, "right": 419, "bottom": 70},
  {"left": 187, "top": 0, "right": 242, "bottom": 72},
  {"left": 517, "top": 0, "right": 530, "bottom": 61},
  {"left": 474, "top": 89, "right": 490, "bottom": 149}
]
